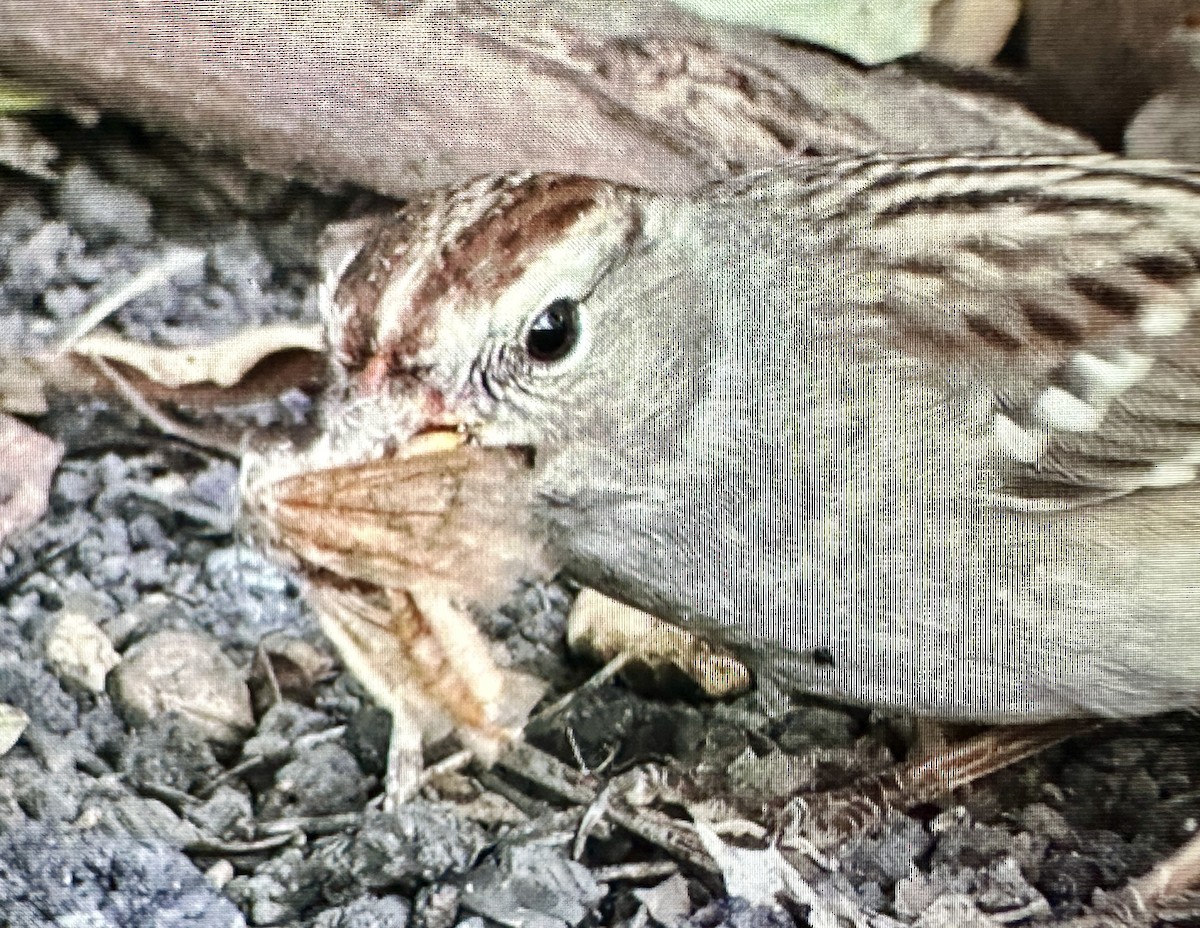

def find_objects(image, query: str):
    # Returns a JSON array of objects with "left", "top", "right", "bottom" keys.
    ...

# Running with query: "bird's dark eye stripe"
[{"left": 525, "top": 297, "right": 580, "bottom": 363}]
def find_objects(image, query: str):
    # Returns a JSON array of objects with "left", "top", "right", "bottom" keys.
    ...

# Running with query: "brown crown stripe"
[
  {"left": 415, "top": 175, "right": 605, "bottom": 308},
  {"left": 335, "top": 174, "right": 606, "bottom": 380},
  {"left": 390, "top": 175, "right": 607, "bottom": 363},
  {"left": 333, "top": 207, "right": 421, "bottom": 373}
]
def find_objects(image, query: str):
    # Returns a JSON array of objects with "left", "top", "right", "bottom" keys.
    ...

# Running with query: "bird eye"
[{"left": 524, "top": 297, "right": 580, "bottom": 363}]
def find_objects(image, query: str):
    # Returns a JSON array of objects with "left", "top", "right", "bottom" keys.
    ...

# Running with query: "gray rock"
[
  {"left": 0, "top": 654, "right": 78, "bottom": 734},
  {"left": 0, "top": 820, "right": 245, "bottom": 927},
  {"left": 108, "top": 629, "right": 254, "bottom": 745},
  {"left": 312, "top": 896, "right": 412, "bottom": 928},
  {"left": 224, "top": 847, "right": 320, "bottom": 926},
  {"left": 686, "top": 897, "right": 796, "bottom": 928},
  {"left": 259, "top": 741, "right": 368, "bottom": 819},
  {"left": 242, "top": 701, "right": 334, "bottom": 767},
  {"left": 458, "top": 844, "right": 604, "bottom": 928},
  {"left": 0, "top": 703, "right": 28, "bottom": 755},
  {"left": 351, "top": 805, "right": 489, "bottom": 891},
  {"left": 412, "top": 884, "right": 461, "bottom": 928},
  {"left": 14, "top": 770, "right": 82, "bottom": 824},
  {"left": 7, "top": 220, "right": 83, "bottom": 296},
  {"left": 57, "top": 162, "right": 155, "bottom": 246},
  {"left": 120, "top": 716, "right": 220, "bottom": 795},
  {"left": 41, "top": 282, "right": 90, "bottom": 319},
  {"left": 189, "top": 785, "right": 254, "bottom": 842},
  {"left": 189, "top": 461, "right": 239, "bottom": 511},
  {"left": 97, "top": 795, "right": 203, "bottom": 849},
  {"left": 841, "top": 812, "right": 934, "bottom": 887},
  {"left": 43, "top": 604, "right": 121, "bottom": 693}
]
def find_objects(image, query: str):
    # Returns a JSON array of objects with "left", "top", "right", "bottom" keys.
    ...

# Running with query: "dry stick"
[
  {"left": 531, "top": 652, "right": 635, "bottom": 723},
  {"left": 50, "top": 247, "right": 248, "bottom": 459},
  {"left": 186, "top": 832, "right": 298, "bottom": 856},
  {"left": 54, "top": 247, "right": 207, "bottom": 355},
  {"left": 589, "top": 861, "right": 679, "bottom": 884},
  {"left": 414, "top": 748, "right": 476, "bottom": 794},
  {"left": 0, "top": 2, "right": 1095, "bottom": 202},
  {"left": 256, "top": 812, "right": 363, "bottom": 838},
  {"left": 495, "top": 742, "right": 720, "bottom": 875}
]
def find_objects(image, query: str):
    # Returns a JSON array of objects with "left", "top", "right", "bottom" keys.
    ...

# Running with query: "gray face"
[{"left": 320, "top": 173, "right": 715, "bottom": 483}]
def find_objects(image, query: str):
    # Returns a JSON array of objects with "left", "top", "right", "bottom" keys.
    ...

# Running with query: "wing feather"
[{"left": 769, "top": 154, "right": 1200, "bottom": 507}]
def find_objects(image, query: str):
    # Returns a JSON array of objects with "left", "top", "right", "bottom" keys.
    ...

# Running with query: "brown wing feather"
[{"left": 801, "top": 154, "right": 1200, "bottom": 507}]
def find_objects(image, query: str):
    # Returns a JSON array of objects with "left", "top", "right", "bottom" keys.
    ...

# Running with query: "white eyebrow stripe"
[
  {"left": 489, "top": 206, "right": 635, "bottom": 334},
  {"left": 376, "top": 238, "right": 442, "bottom": 346}
]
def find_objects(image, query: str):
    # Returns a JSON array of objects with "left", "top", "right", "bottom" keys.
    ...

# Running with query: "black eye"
[{"left": 525, "top": 297, "right": 579, "bottom": 363}]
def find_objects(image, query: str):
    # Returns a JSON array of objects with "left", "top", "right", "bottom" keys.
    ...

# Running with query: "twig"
[
  {"left": 590, "top": 861, "right": 679, "bottom": 884},
  {"left": 54, "top": 247, "right": 207, "bottom": 355},
  {"left": 186, "top": 832, "right": 298, "bottom": 855},
  {"left": 531, "top": 653, "right": 633, "bottom": 723},
  {"left": 256, "top": 812, "right": 363, "bottom": 837}
]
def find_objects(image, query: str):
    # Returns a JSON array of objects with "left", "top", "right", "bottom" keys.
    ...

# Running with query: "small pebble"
[
  {"left": 95, "top": 795, "right": 203, "bottom": 849},
  {"left": 206, "top": 859, "right": 236, "bottom": 892},
  {"left": 311, "top": 896, "right": 412, "bottom": 928},
  {"left": 43, "top": 606, "right": 120, "bottom": 693},
  {"left": 108, "top": 629, "right": 254, "bottom": 745},
  {"left": 350, "top": 805, "right": 488, "bottom": 890},
  {"left": 458, "top": 843, "right": 604, "bottom": 928},
  {"left": 190, "top": 786, "right": 254, "bottom": 842},
  {"left": 57, "top": 162, "right": 155, "bottom": 246},
  {"left": 259, "top": 741, "right": 368, "bottom": 819},
  {"left": 120, "top": 716, "right": 220, "bottom": 795}
]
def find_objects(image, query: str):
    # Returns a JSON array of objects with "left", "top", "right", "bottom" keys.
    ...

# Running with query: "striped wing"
[{"left": 792, "top": 154, "right": 1200, "bottom": 508}]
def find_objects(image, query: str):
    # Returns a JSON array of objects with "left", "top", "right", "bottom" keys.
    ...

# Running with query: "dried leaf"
[
  {"left": 0, "top": 412, "right": 63, "bottom": 544},
  {"left": 72, "top": 323, "right": 324, "bottom": 390},
  {"left": 249, "top": 632, "right": 337, "bottom": 713},
  {"left": 693, "top": 821, "right": 873, "bottom": 928},
  {"left": 633, "top": 874, "right": 692, "bottom": 925},
  {"left": 0, "top": 357, "right": 50, "bottom": 415}
]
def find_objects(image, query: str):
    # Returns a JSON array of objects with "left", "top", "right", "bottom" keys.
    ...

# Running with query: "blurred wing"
[{"left": 803, "top": 154, "right": 1200, "bottom": 508}]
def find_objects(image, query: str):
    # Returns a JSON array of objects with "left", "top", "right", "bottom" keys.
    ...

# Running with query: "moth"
[{"left": 241, "top": 427, "right": 552, "bottom": 802}]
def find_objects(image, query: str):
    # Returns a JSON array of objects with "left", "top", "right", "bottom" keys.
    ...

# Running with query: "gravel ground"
[{"left": 1, "top": 115, "right": 1199, "bottom": 928}]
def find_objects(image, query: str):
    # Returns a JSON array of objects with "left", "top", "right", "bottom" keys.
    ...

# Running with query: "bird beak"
[{"left": 402, "top": 423, "right": 470, "bottom": 458}]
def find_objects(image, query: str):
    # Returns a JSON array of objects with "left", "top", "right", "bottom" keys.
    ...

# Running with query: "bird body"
[{"left": 322, "top": 154, "right": 1200, "bottom": 724}]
